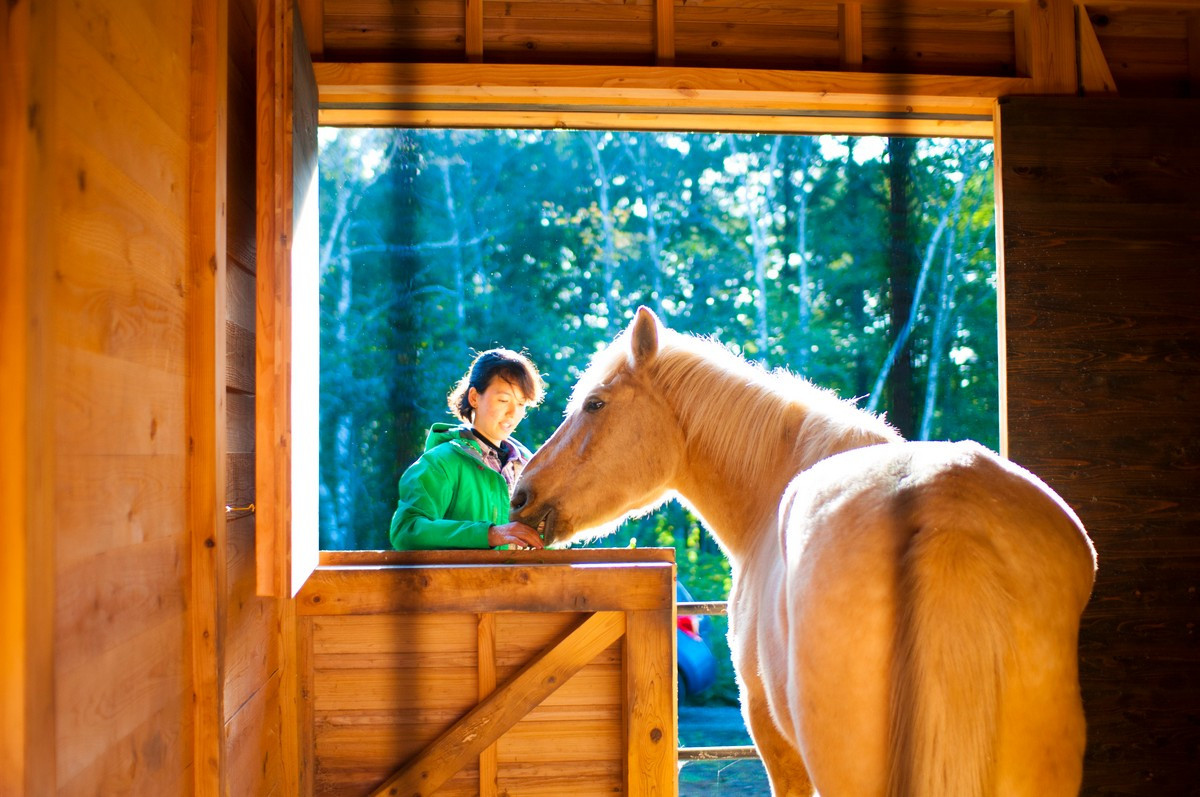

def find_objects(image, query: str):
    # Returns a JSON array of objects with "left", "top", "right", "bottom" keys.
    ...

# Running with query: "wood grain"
[
  {"left": 370, "top": 611, "right": 626, "bottom": 797},
  {"left": 998, "top": 96, "right": 1200, "bottom": 796},
  {"left": 298, "top": 561, "right": 676, "bottom": 614}
]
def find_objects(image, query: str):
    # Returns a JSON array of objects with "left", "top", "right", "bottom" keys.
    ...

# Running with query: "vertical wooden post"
[
  {"left": 1, "top": 0, "right": 57, "bottom": 793},
  {"left": 466, "top": 0, "right": 484, "bottom": 63},
  {"left": 478, "top": 613, "right": 498, "bottom": 797},
  {"left": 839, "top": 2, "right": 863, "bottom": 71},
  {"left": 1027, "top": 0, "right": 1077, "bottom": 94},
  {"left": 1188, "top": 13, "right": 1200, "bottom": 97},
  {"left": 624, "top": 608, "right": 677, "bottom": 796},
  {"left": 655, "top": 0, "right": 675, "bottom": 66},
  {"left": 190, "top": 0, "right": 230, "bottom": 792}
]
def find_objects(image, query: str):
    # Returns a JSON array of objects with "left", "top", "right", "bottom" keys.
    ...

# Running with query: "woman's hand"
[{"left": 488, "top": 521, "right": 545, "bottom": 550}]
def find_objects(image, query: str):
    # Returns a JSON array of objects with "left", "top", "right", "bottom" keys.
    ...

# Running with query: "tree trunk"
[{"left": 886, "top": 136, "right": 918, "bottom": 437}]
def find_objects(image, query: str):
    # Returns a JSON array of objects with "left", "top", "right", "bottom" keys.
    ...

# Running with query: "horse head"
[{"left": 510, "top": 306, "right": 686, "bottom": 546}]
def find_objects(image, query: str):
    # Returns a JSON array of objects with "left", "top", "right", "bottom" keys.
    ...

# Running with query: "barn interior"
[{"left": 3, "top": 0, "right": 1198, "bottom": 794}]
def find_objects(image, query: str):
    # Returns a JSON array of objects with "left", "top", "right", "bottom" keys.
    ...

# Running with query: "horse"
[{"left": 510, "top": 307, "right": 1097, "bottom": 797}]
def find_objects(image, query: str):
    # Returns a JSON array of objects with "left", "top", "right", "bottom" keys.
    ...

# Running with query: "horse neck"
[{"left": 663, "top": 357, "right": 898, "bottom": 563}]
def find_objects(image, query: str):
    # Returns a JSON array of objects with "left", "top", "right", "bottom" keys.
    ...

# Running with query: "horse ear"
[{"left": 630, "top": 305, "right": 660, "bottom": 366}]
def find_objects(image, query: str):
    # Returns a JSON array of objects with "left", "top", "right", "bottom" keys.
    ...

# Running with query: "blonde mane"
[{"left": 571, "top": 324, "right": 901, "bottom": 491}]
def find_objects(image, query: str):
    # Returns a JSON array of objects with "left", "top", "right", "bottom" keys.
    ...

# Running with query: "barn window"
[{"left": 315, "top": 128, "right": 998, "bottom": 552}]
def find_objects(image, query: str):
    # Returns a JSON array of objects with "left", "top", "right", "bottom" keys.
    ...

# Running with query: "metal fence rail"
[{"left": 675, "top": 599, "right": 763, "bottom": 764}]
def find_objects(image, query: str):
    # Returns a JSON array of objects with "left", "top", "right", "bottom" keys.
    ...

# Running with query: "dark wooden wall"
[{"left": 999, "top": 97, "right": 1200, "bottom": 795}]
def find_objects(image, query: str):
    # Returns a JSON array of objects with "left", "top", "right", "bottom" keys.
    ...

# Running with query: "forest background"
[{"left": 317, "top": 128, "right": 997, "bottom": 703}]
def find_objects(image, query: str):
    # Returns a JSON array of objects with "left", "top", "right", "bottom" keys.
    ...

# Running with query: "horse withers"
[{"left": 510, "top": 307, "right": 1096, "bottom": 797}]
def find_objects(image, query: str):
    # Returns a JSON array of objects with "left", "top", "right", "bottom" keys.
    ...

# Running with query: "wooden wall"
[
  {"left": 4, "top": 0, "right": 284, "bottom": 792},
  {"left": 999, "top": 97, "right": 1200, "bottom": 795},
  {"left": 8, "top": 0, "right": 196, "bottom": 791},
  {"left": 223, "top": 0, "right": 287, "bottom": 793}
]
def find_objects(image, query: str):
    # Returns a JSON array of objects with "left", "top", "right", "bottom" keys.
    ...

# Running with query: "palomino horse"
[{"left": 511, "top": 307, "right": 1096, "bottom": 797}]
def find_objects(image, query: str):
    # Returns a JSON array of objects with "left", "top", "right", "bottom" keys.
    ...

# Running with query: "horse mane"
[{"left": 571, "top": 323, "right": 901, "bottom": 490}]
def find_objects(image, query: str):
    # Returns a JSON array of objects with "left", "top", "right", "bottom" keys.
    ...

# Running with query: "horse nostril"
[{"left": 511, "top": 487, "right": 530, "bottom": 513}]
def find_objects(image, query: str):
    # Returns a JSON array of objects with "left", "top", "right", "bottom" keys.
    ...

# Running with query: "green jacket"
[{"left": 389, "top": 423, "right": 531, "bottom": 550}]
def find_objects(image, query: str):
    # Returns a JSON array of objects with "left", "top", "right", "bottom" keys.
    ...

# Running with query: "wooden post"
[
  {"left": 466, "top": 0, "right": 484, "bottom": 63},
  {"left": 839, "top": 2, "right": 863, "bottom": 71},
  {"left": 477, "top": 613, "right": 498, "bottom": 797},
  {"left": 624, "top": 608, "right": 677, "bottom": 796},
  {"left": 655, "top": 0, "right": 675, "bottom": 66}
]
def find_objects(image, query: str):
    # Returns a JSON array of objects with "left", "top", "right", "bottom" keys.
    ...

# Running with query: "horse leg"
[{"left": 735, "top": 650, "right": 814, "bottom": 797}]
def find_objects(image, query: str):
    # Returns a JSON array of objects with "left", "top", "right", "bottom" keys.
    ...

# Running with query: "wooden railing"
[{"left": 300, "top": 549, "right": 677, "bottom": 797}]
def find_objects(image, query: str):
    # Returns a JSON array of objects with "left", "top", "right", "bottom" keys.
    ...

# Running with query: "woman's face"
[{"left": 469, "top": 376, "right": 529, "bottom": 444}]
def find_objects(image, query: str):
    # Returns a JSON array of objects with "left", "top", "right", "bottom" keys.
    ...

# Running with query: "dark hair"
[{"left": 448, "top": 348, "right": 545, "bottom": 422}]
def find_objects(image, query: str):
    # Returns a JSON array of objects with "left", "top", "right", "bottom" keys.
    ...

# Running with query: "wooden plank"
[
  {"left": 56, "top": 534, "right": 187, "bottom": 675},
  {"left": 56, "top": 21, "right": 189, "bottom": 219},
  {"left": 466, "top": 0, "right": 484, "bottom": 62},
  {"left": 316, "top": 60, "right": 1022, "bottom": 118},
  {"left": 64, "top": 0, "right": 190, "bottom": 137},
  {"left": 478, "top": 614, "right": 498, "bottom": 797},
  {"left": 55, "top": 349, "right": 187, "bottom": 457},
  {"left": 624, "top": 609, "right": 676, "bottom": 795},
  {"left": 54, "top": 454, "right": 186, "bottom": 569},
  {"left": 320, "top": 107, "right": 996, "bottom": 138},
  {"left": 1029, "top": 0, "right": 1077, "bottom": 92},
  {"left": 839, "top": 2, "right": 863, "bottom": 69},
  {"left": 227, "top": 317, "right": 256, "bottom": 393},
  {"left": 224, "top": 671, "right": 284, "bottom": 797},
  {"left": 225, "top": 514, "right": 280, "bottom": 714},
  {"left": 655, "top": 0, "right": 676, "bottom": 65},
  {"left": 189, "top": 0, "right": 229, "bottom": 792},
  {"left": 369, "top": 611, "right": 627, "bottom": 797},
  {"left": 319, "top": 548, "right": 676, "bottom": 566},
  {"left": 56, "top": 612, "right": 187, "bottom": 785},
  {"left": 1078, "top": 5, "right": 1118, "bottom": 94},
  {"left": 255, "top": 0, "right": 282, "bottom": 598},
  {"left": 297, "top": 617, "right": 315, "bottom": 797},
  {"left": 298, "top": 562, "right": 676, "bottom": 614},
  {"left": 998, "top": 97, "right": 1200, "bottom": 795},
  {"left": 1189, "top": 12, "right": 1200, "bottom": 94},
  {"left": 0, "top": 2, "right": 49, "bottom": 788},
  {"left": 297, "top": 0, "right": 325, "bottom": 59},
  {"left": 57, "top": 702, "right": 188, "bottom": 796}
]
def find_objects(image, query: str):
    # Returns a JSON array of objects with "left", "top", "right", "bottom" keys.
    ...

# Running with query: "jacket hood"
[{"left": 423, "top": 422, "right": 532, "bottom": 463}]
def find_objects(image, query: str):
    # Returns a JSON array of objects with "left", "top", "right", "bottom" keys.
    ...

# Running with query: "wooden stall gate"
[{"left": 296, "top": 549, "right": 678, "bottom": 796}]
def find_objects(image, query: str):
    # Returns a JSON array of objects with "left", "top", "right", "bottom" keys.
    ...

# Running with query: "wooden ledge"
[{"left": 302, "top": 548, "right": 677, "bottom": 615}]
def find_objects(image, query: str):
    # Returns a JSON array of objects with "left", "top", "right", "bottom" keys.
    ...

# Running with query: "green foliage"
[{"left": 317, "top": 128, "right": 997, "bottom": 704}]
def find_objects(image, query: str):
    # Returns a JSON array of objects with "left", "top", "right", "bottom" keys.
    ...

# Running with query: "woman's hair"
[{"left": 448, "top": 348, "right": 546, "bottom": 422}]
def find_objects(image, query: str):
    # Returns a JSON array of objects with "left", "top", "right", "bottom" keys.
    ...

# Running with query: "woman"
[{"left": 389, "top": 348, "right": 547, "bottom": 550}]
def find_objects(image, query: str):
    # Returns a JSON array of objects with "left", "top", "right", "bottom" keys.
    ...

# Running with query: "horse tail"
[{"left": 886, "top": 518, "right": 1014, "bottom": 797}]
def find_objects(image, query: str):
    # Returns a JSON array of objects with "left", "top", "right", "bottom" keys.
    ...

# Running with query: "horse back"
[{"left": 749, "top": 439, "right": 1094, "bottom": 797}]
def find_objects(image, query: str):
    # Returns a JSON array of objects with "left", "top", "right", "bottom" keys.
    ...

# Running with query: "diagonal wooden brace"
[{"left": 369, "top": 610, "right": 627, "bottom": 797}]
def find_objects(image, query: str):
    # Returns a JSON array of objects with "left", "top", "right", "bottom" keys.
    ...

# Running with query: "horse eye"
[{"left": 584, "top": 398, "right": 606, "bottom": 414}]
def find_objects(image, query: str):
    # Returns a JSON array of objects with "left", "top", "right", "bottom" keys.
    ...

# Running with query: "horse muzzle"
[{"left": 509, "top": 487, "right": 562, "bottom": 545}]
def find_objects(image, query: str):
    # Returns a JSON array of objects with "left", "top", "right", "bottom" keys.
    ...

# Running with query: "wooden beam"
[
  {"left": 624, "top": 609, "right": 676, "bottom": 794},
  {"left": 1, "top": 0, "right": 56, "bottom": 792},
  {"left": 477, "top": 613, "right": 498, "bottom": 797},
  {"left": 314, "top": 62, "right": 1020, "bottom": 137},
  {"left": 839, "top": 2, "right": 863, "bottom": 71},
  {"left": 655, "top": 0, "right": 675, "bottom": 66},
  {"left": 1029, "top": 0, "right": 1077, "bottom": 94},
  {"left": 1189, "top": 12, "right": 1200, "bottom": 97},
  {"left": 189, "top": 0, "right": 230, "bottom": 792},
  {"left": 370, "top": 611, "right": 627, "bottom": 797},
  {"left": 319, "top": 548, "right": 674, "bottom": 566},
  {"left": 298, "top": 561, "right": 677, "bottom": 615},
  {"left": 466, "top": 0, "right": 483, "bottom": 63},
  {"left": 1077, "top": 5, "right": 1117, "bottom": 96},
  {"left": 320, "top": 107, "right": 995, "bottom": 139},
  {"left": 297, "top": 0, "right": 324, "bottom": 60}
]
